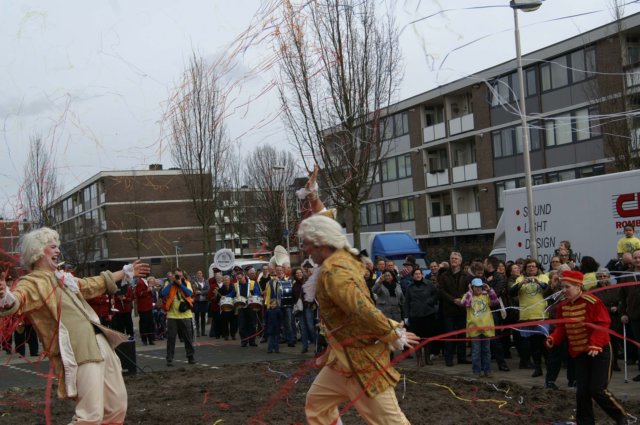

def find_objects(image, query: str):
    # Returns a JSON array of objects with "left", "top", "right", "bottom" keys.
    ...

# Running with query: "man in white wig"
[
  {"left": 0, "top": 227, "right": 149, "bottom": 425},
  {"left": 298, "top": 166, "right": 419, "bottom": 425}
]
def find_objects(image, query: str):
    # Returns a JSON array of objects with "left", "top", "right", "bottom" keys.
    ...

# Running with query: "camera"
[{"left": 527, "top": 277, "right": 535, "bottom": 284}]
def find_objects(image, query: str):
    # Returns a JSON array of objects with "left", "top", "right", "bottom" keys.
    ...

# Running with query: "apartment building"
[{"left": 357, "top": 13, "right": 640, "bottom": 260}]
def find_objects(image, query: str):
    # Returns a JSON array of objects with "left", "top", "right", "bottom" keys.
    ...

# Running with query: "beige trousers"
[
  {"left": 70, "top": 334, "right": 127, "bottom": 425},
  {"left": 305, "top": 366, "right": 410, "bottom": 425}
]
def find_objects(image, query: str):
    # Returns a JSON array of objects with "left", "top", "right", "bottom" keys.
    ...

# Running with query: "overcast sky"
[{"left": 1, "top": 0, "right": 638, "bottom": 219}]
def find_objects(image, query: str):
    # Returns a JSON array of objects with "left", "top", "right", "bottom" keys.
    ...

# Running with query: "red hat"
[{"left": 561, "top": 270, "right": 584, "bottom": 286}]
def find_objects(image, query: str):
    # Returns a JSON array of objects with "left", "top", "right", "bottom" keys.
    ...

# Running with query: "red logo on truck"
[{"left": 615, "top": 192, "right": 640, "bottom": 218}]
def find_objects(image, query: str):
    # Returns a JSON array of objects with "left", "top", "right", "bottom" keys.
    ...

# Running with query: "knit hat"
[{"left": 561, "top": 270, "right": 583, "bottom": 286}]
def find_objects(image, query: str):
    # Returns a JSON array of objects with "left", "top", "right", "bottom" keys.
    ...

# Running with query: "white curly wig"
[
  {"left": 18, "top": 227, "right": 60, "bottom": 269},
  {"left": 297, "top": 215, "right": 359, "bottom": 256}
]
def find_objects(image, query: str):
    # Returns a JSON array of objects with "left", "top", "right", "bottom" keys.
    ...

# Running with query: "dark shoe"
[
  {"left": 275, "top": 350, "right": 280, "bottom": 353},
  {"left": 166, "top": 360, "right": 173, "bottom": 367},
  {"left": 241, "top": 343, "right": 247, "bottom": 347},
  {"left": 188, "top": 357, "right": 196, "bottom": 364},
  {"left": 484, "top": 372, "right": 493, "bottom": 378},
  {"left": 287, "top": 343, "right": 296, "bottom": 347},
  {"left": 519, "top": 361, "right": 534, "bottom": 369},
  {"left": 545, "top": 382, "right": 559, "bottom": 390},
  {"left": 149, "top": 341, "right": 155, "bottom": 346},
  {"left": 224, "top": 336, "right": 229, "bottom": 341},
  {"left": 498, "top": 363, "right": 510, "bottom": 372},
  {"left": 458, "top": 359, "right": 472, "bottom": 365},
  {"left": 301, "top": 348, "right": 309, "bottom": 354},
  {"left": 267, "top": 351, "right": 273, "bottom": 354},
  {"left": 531, "top": 368, "right": 543, "bottom": 378},
  {"left": 633, "top": 374, "right": 640, "bottom": 382},
  {"left": 249, "top": 342, "right": 257, "bottom": 347},
  {"left": 425, "top": 357, "right": 434, "bottom": 366},
  {"left": 232, "top": 336, "right": 236, "bottom": 340}
]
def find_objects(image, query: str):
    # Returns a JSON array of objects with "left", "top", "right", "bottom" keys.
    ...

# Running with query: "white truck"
[{"left": 491, "top": 169, "right": 640, "bottom": 270}]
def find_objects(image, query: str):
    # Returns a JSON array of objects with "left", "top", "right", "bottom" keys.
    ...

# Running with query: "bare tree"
[
  {"left": 217, "top": 147, "right": 251, "bottom": 256},
  {"left": 275, "top": 0, "right": 402, "bottom": 248},
  {"left": 245, "top": 145, "right": 298, "bottom": 250},
  {"left": 588, "top": 0, "right": 640, "bottom": 171},
  {"left": 21, "top": 135, "right": 59, "bottom": 227},
  {"left": 167, "top": 53, "right": 230, "bottom": 271}
]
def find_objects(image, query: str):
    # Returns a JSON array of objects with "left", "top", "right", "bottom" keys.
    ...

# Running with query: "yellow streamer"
[
  {"left": 212, "top": 420, "right": 224, "bottom": 425},
  {"left": 427, "top": 382, "right": 508, "bottom": 409}
]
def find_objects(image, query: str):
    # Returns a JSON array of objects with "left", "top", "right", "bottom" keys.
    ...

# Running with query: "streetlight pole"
[
  {"left": 173, "top": 240, "right": 180, "bottom": 268},
  {"left": 511, "top": 0, "right": 542, "bottom": 260},
  {"left": 272, "top": 165, "right": 290, "bottom": 254}
]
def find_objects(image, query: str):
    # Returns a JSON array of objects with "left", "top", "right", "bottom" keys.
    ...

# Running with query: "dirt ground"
[{"left": 1, "top": 359, "right": 639, "bottom": 425}]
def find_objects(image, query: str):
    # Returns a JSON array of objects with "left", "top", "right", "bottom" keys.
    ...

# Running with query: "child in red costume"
[{"left": 545, "top": 270, "right": 627, "bottom": 425}]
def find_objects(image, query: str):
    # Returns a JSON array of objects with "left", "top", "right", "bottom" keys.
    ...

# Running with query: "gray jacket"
[{"left": 372, "top": 281, "right": 404, "bottom": 322}]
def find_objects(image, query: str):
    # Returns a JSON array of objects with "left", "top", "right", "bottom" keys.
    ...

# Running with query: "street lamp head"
[{"left": 510, "top": 0, "right": 543, "bottom": 12}]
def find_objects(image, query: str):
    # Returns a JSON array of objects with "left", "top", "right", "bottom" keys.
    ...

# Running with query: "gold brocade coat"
[
  {"left": 0, "top": 269, "right": 118, "bottom": 399},
  {"left": 317, "top": 249, "right": 401, "bottom": 398}
]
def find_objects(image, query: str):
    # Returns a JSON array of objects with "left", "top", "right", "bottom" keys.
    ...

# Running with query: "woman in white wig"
[{"left": 0, "top": 227, "right": 149, "bottom": 425}]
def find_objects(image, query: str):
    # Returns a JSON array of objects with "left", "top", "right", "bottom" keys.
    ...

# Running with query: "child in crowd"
[
  {"left": 617, "top": 224, "right": 640, "bottom": 258},
  {"left": 265, "top": 298, "right": 283, "bottom": 354},
  {"left": 462, "top": 278, "right": 499, "bottom": 378},
  {"left": 554, "top": 240, "right": 575, "bottom": 262}
]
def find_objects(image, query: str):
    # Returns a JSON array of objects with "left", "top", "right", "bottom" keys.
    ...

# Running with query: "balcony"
[
  {"left": 455, "top": 212, "right": 481, "bottom": 230},
  {"left": 423, "top": 122, "right": 446, "bottom": 144},
  {"left": 448, "top": 113, "right": 474, "bottom": 136},
  {"left": 452, "top": 163, "right": 478, "bottom": 183},
  {"left": 426, "top": 170, "right": 449, "bottom": 188},
  {"left": 429, "top": 215, "right": 452, "bottom": 232}
]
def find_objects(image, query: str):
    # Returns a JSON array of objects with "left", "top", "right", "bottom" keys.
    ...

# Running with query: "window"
[
  {"left": 361, "top": 202, "right": 383, "bottom": 226},
  {"left": 397, "top": 155, "right": 412, "bottom": 179},
  {"left": 430, "top": 194, "right": 452, "bottom": 217},
  {"left": 526, "top": 68, "right": 537, "bottom": 96},
  {"left": 577, "top": 165, "right": 605, "bottom": 178},
  {"left": 427, "top": 149, "right": 447, "bottom": 172},
  {"left": 381, "top": 112, "right": 409, "bottom": 140},
  {"left": 495, "top": 180, "right": 518, "bottom": 210},
  {"left": 544, "top": 107, "right": 600, "bottom": 147},
  {"left": 425, "top": 106, "right": 445, "bottom": 126},
  {"left": 541, "top": 47, "right": 596, "bottom": 91},
  {"left": 490, "top": 68, "right": 537, "bottom": 107},
  {"left": 381, "top": 154, "right": 411, "bottom": 182},
  {"left": 493, "top": 123, "right": 540, "bottom": 159}
]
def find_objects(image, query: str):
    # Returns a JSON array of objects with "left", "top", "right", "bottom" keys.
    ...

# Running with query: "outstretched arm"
[{"left": 300, "top": 164, "right": 326, "bottom": 214}]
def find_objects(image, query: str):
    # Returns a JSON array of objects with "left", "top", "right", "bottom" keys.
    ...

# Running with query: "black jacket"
[
  {"left": 404, "top": 279, "right": 439, "bottom": 319},
  {"left": 438, "top": 268, "right": 468, "bottom": 317}
]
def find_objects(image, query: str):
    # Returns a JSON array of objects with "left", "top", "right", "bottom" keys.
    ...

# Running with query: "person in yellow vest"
[
  {"left": 161, "top": 269, "right": 195, "bottom": 366},
  {"left": 461, "top": 278, "right": 499, "bottom": 378},
  {"left": 508, "top": 258, "right": 550, "bottom": 377}
]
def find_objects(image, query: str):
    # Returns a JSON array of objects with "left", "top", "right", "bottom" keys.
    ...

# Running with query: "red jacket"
[
  {"left": 548, "top": 293, "right": 611, "bottom": 358},
  {"left": 87, "top": 294, "right": 111, "bottom": 320},
  {"left": 113, "top": 285, "right": 134, "bottom": 314},
  {"left": 207, "top": 278, "right": 219, "bottom": 313},
  {"left": 135, "top": 278, "right": 154, "bottom": 313}
]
